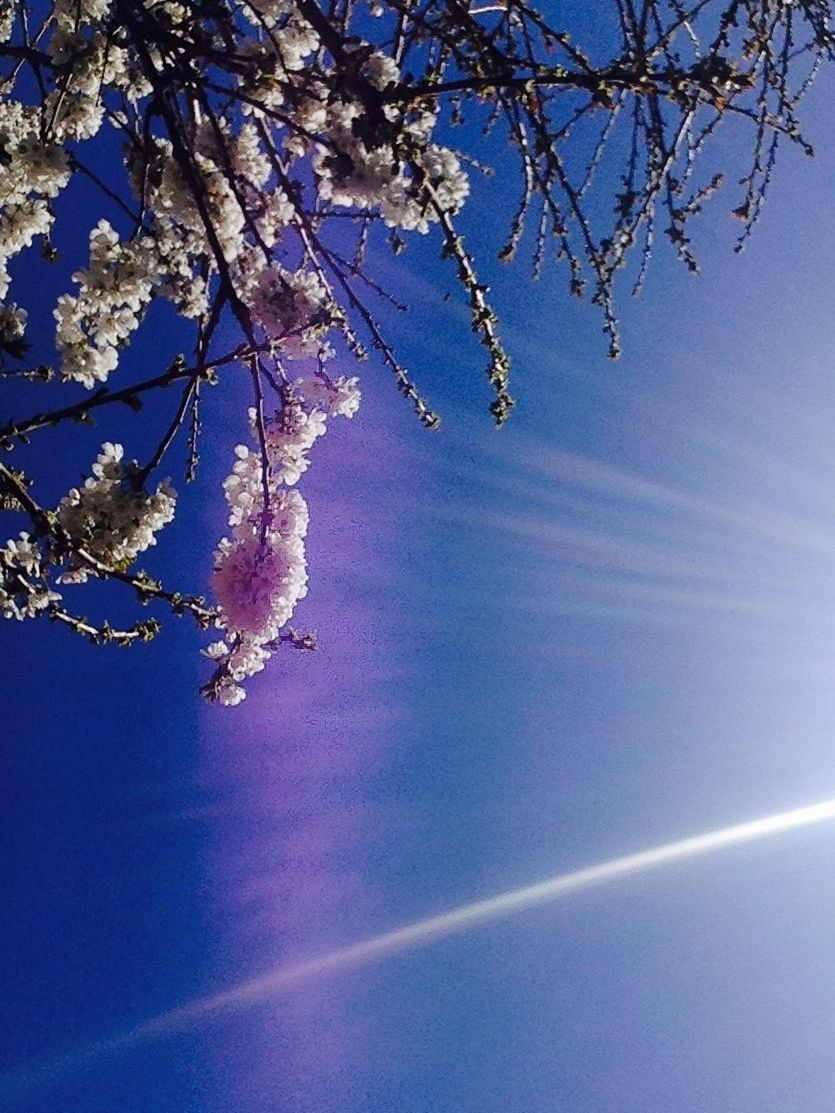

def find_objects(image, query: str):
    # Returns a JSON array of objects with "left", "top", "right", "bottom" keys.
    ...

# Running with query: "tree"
[{"left": 0, "top": 0, "right": 829, "bottom": 705}]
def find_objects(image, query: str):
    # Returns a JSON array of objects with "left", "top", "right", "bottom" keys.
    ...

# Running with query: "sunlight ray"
[
  {"left": 152, "top": 797, "right": 835, "bottom": 1022},
  {"left": 4, "top": 797, "right": 835, "bottom": 1103}
]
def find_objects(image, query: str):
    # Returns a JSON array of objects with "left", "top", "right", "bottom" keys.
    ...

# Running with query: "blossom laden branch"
[
  {"left": 0, "top": 457, "right": 215, "bottom": 628},
  {"left": 0, "top": 0, "right": 830, "bottom": 703}
]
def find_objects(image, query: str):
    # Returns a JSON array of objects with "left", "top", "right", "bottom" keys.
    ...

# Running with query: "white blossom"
[
  {"left": 296, "top": 373, "right": 361, "bottom": 418},
  {"left": 0, "top": 533, "right": 61, "bottom": 621},
  {"left": 0, "top": 303, "right": 27, "bottom": 348},
  {"left": 55, "top": 223, "right": 161, "bottom": 387},
  {"left": 208, "top": 363, "right": 359, "bottom": 701},
  {"left": 57, "top": 443, "right": 176, "bottom": 581}
]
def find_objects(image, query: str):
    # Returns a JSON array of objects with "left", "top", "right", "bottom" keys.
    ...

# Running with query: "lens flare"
[{"left": 5, "top": 796, "right": 835, "bottom": 1103}]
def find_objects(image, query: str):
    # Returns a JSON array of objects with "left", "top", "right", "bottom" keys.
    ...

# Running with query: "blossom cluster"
[
  {"left": 55, "top": 224, "right": 161, "bottom": 388},
  {"left": 0, "top": 533, "right": 62, "bottom": 621},
  {"left": 307, "top": 47, "right": 470, "bottom": 233},
  {"left": 57, "top": 442, "right": 176, "bottom": 583},
  {"left": 0, "top": 442, "right": 174, "bottom": 627},
  {"left": 206, "top": 372, "right": 360, "bottom": 706},
  {"left": 40, "top": 2, "right": 468, "bottom": 384}
]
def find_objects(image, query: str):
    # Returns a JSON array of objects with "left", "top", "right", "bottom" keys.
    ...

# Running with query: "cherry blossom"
[{"left": 0, "top": 0, "right": 828, "bottom": 701}]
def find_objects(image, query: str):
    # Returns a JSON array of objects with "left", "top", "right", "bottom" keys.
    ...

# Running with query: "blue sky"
[{"left": 4, "top": 45, "right": 835, "bottom": 1113}]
